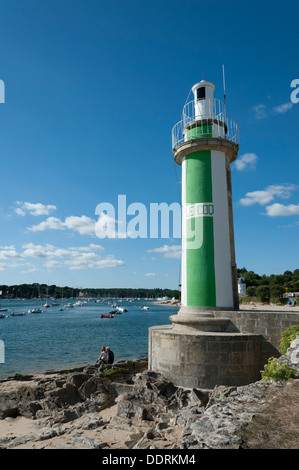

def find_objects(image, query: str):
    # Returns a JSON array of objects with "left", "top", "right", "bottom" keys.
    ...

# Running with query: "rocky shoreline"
[{"left": 0, "top": 337, "right": 298, "bottom": 450}]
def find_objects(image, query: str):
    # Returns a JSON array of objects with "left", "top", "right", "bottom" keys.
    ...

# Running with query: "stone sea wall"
[{"left": 215, "top": 309, "right": 299, "bottom": 350}]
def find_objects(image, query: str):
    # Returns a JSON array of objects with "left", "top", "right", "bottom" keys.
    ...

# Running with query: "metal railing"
[{"left": 172, "top": 98, "right": 239, "bottom": 149}]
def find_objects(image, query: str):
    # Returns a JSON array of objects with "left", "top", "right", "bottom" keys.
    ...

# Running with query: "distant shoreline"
[
  {"left": 154, "top": 299, "right": 299, "bottom": 312},
  {"left": 153, "top": 299, "right": 180, "bottom": 306}
]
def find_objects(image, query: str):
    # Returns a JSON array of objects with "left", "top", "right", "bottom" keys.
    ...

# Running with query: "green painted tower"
[
  {"left": 172, "top": 80, "right": 239, "bottom": 313},
  {"left": 149, "top": 82, "right": 273, "bottom": 389}
]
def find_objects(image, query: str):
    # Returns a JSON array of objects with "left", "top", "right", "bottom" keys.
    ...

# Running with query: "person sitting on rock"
[
  {"left": 105, "top": 347, "right": 114, "bottom": 365},
  {"left": 96, "top": 346, "right": 107, "bottom": 367}
]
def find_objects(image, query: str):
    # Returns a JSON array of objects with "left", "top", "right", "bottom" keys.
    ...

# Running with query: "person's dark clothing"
[{"left": 106, "top": 350, "right": 114, "bottom": 364}]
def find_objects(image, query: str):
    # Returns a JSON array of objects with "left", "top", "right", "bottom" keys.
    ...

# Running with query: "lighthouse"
[
  {"left": 172, "top": 79, "right": 239, "bottom": 315},
  {"left": 149, "top": 79, "right": 276, "bottom": 389}
]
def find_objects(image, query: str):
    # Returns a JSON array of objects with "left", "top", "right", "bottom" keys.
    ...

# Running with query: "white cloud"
[
  {"left": 86, "top": 244, "right": 104, "bottom": 251},
  {"left": 65, "top": 254, "right": 125, "bottom": 270},
  {"left": 0, "top": 248, "right": 23, "bottom": 259},
  {"left": 16, "top": 202, "right": 57, "bottom": 216},
  {"left": 28, "top": 215, "right": 96, "bottom": 236},
  {"left": 69, "top": 243, "right": 104, "bottom": 252},
  {"left": 15, "top": 208, "right": 26, "bottom": 216},
  {"left": 145, "top": 272, "right": 156, "bottom": 277},
  {"left": 22, "top": 243, "right": 58, "bottom": 258},
  {"left": 253, "top": 102, "right": 293, "bottom": 119},
  {"left": 64, "top": 216, "right": 96, "bottom": 236},
  {"left": 26, "top": 210, "right": 128, "bottom": 239},
  {"left": 273, "top": 102, "right": 293, "bottom": 114},
  {"left": 234, "top": 153, "right": 258, "bottom": 171},
  {"left": 252, "top": 104, "right": 267, "bottom": 119},
  {"left": 21, "top": 267, "right": 39, "bottom": 274},
  {"left": 265, "top": 203, "right": 299, "bottom": 217},
  {"left": 0, "top": 263, "right": 6, "bottom": 271},
  {"left": 239, "top": 184, "right": 297, "bottom": 206},
  {"left": 1, "top": 243, "right": 125, "bottom": 272},
  {"left": 27, "top": 217, "right": 65, "bottom": 232},
  {"left": 148, "top": 244, "right": 181, "bottom": 259},
  {"left": 44, "top": 260, "right": 63, "bottom": 269}
]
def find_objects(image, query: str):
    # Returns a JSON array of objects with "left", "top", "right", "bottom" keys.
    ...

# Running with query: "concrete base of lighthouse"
[{"left": 148, "top": 310, "right": 270, "bottom": 389}]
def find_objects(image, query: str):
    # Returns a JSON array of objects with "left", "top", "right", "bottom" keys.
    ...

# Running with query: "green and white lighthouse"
[
  {"left": 172, "top": 80, "right": 240, "bottom": 314},
  {"left": 149, "top": 79, "right": 270, "bottom": 389}
]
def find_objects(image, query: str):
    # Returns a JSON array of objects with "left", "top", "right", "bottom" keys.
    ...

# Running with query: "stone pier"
[{"left": 148, "top": 308, "right": 299, "bottom": 389}]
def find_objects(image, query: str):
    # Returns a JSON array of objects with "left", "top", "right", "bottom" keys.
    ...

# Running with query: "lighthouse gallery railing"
[{"left": 172, "top": 98, "right": 239, "bottom": 149}]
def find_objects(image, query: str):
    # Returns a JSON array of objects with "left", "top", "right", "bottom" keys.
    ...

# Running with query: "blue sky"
[{"left": 0, "top": 0, "right": 298, "bottom": 289}]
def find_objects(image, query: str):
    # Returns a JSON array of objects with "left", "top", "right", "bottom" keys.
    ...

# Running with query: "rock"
[
  {"left": 66, "top": 373, "right": 91, "bottom": 390},
  {"left": 44, "top": 383, "right": 81, "bottom": 407},
  {"left": 116, "top": 397, "right": 149, "bottom": 421},
  {"left": 77, "top": 377, "right": 102, "bottom": 400},
  {"left": 0, "top": 356, "right": 296, "bottom": 449},
  {"left": 77, "top": 377, "right": 115, "bottom": 411},
  {"left": 0, "top": 396, "right": 19, "bottom": 419},
  {"left": 51, "top": 408, "right": 80, "bottom": 424},
  {"left": 124, "top": 431, "right": 144, "bottom": 448},
  {"left": 18, "top": 400, "right": 42, "bottom": 418}
]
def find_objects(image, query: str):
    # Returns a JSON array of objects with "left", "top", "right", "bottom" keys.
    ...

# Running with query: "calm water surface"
[{"left": 0, "top": 299, "right": 178, "bottom": 378}]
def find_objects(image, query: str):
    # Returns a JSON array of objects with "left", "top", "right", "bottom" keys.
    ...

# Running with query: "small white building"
[{"left": 238, "top": 277, "right": 246, "bottom": 295}]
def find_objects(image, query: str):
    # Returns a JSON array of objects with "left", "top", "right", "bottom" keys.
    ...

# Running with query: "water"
[{"left": 0, "top": 299, "right": 178, "bottom": 378}]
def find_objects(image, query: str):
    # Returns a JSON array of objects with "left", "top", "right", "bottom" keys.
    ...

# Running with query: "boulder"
[
  {"left": 0, "top": 396, "right": 19, "bottom": 419},
  {"left": 44, "top": 383, "right": 81, "bottom": 407},
  {"left": 66, "top": 373, "right": 91, "bottom": 390}
]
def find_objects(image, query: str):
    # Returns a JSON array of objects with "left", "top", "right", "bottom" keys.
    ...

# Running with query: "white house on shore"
[{"left": 238, "top": 277, "right": 246, "bottom": 295}]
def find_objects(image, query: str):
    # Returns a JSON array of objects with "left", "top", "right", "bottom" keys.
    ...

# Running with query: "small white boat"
[
  {"left": 10, "top": 311, "right": 26, "bottom": 316},
  {"left": 140, "top": 306, "right": 149, "bottom": 310},
  {"left": 28, "top": 308, "right": 43, "bottom": 314},
  {"left": 64, "top": 303, "right": 74, "bottom": 308}
]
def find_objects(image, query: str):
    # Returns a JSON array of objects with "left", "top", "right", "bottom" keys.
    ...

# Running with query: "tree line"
[
  {"left": 0, "top": 283, "right": 180, "bottom": 300},
  {"left": 1, "top": 268, "right": 298, "bottom": 303},
  {"left": 237, "top": 267, "right": 299, "bottom": 302}
]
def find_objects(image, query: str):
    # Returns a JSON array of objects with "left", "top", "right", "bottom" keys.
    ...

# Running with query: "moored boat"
[
  {"left": 10, "top": 311, "right": 26, "bottom": 316},
  {"left": 28, "top": 308, "right": 43, "bottom": 314}
]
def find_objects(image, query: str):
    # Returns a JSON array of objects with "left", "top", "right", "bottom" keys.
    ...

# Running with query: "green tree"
[
  {"left": 256, "top": 285, "right": 270, "bottom": 303},
  {"left": 246, "top": 286, "right": 257, "bottom": 297},
  {"left": 293, "top": 269, "right": 299, "bottom": 279},
  {"left": 293, "top": 280, "right": 299, "bottom": 292},
  {"left": 283, "top": 270, "right": 293, "bottom": 283},
  {"left": 269, "top": 274, "right": 285, "bottom": 286},
  {"left": 270, "top": 284, "right": 285, "bottom": 303},
  {"left": 243, "top": 271, "right": 261, "bottom": 287}
]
